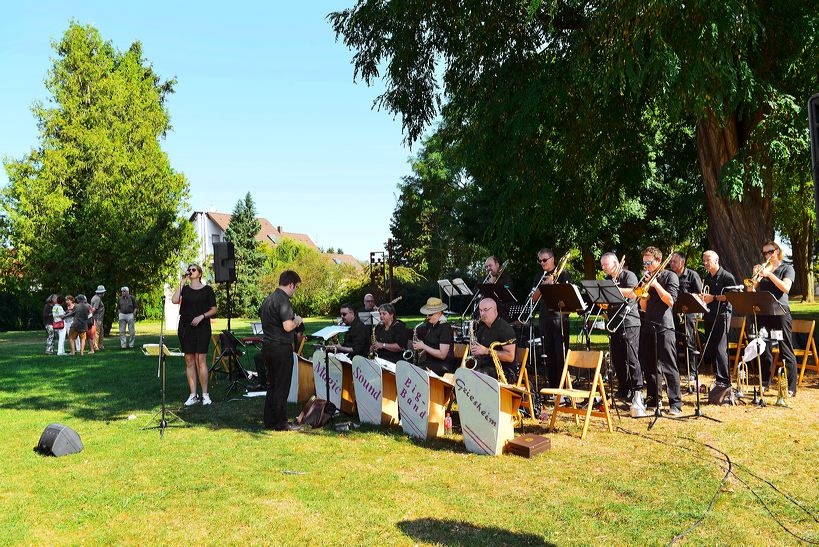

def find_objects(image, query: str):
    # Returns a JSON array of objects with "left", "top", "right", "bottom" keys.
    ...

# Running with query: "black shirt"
[
  {"left": 179, "top": 285, "right": 216, "bottom": 321},
  {"left": 475, "top": 318, "right": 517, "bottom": 370},
  {"left": 702, "top": 267, "right": 737, "bottom": 320},
  {"left": 416, "top": 320, "right": 455, "bottom": 372},
  {"left": 676, "top": 268, "right": 702, "bottom": 302},
  {"left": 374, "top": 319, "right": 411, "bottom": 363},
  {"left": 535, "top": 269, "right": 573, "bottom": 319},
  {"left": 605, "top": 270, "right": 641, "bottom": 330},
  {"left": 343, "top": 317, "right": 371, "bottom": 358},
  {"left": 757, "top": 263, "right": 795, "bottom": 313},
  {"left": 644, "top": 269, "right": 679, "bottom": 329},
  {"left": 260, "top": 288, "right": 295, "bottom": 345}
]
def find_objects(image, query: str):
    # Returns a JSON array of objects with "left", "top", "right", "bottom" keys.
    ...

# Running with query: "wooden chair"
[
  {"left": 453, "top": 343, "right": 468, "bottom": 362},
  {"left": 772, "top": 319, "right": 819, "bottom": 387},
  {"left": 514, "top": 346, "right": 535, "bottom": 419},
  {"left": 141, "top": 344, "right": 184, "bottom": 358},
  {"left": 729, "top": 316, "right": 748, "bottom": 377},
  {"left": 540, "top": 350, "right": 612, "bottom": 440}
]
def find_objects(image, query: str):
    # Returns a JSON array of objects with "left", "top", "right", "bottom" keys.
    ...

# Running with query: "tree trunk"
[
  {"left": 695, "top": 111, "right": 773, "bottom": 280},
  {"left": 581, "top": 247, "right": 597, "bottom": 280},
  {"left": 787, "top": 217, "right": 814, "bottom": 302}
]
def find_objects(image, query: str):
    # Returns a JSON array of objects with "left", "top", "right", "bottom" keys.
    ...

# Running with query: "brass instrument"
[
  {"left": 461, "top": 320, "right": 478, "bottom": 369},
  {"left": 461, "top": 259, "right": 511, "bottom": 321},
  {"left": 744, "top": 256, "right": 774, "bottom": 288},
  {"left": 403, "top": 323, "right": 422, "bottom": 363},
  {"left": 489, "top": 338, "right": 516, "bottom": 385},
  {"left": 774, "top": 364, "right": 789, "bottom": 407},
  {"left": 736, "top": 360, "right": 748, "bottom": 397},
  {"left": 369, "top": 326, "right": 378, "bottom": 360},
  {"left": 633, "top": 248, "right": 674, "bottom": 299},
  {"left": 612, "top": 255, "right": 626, "bottom": 285},
  {"left": 517, "top": 251, "right": 571, "bottom": 324}
]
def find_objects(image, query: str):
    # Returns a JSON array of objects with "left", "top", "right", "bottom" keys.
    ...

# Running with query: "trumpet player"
[
  {"left": 637, "top": 246, "right": 682, "bottom": 415},
  {"left": 669, "top": 252, "right": 702, "bottom": 380},
  {"left": 534, "top": 248, "right": 572, "bottom": 389},
  {"left": 412, "top": 297, "right": 455, "bottom": 376},
  {"left": 748, "top": 242, "right": 797, "bottom": 396},
  {"left": 600, "top": 253, "right": 644, "bottom": 412},
  {"left": 372, "top": 303, "right": 410, "bottom": 363},
  {"left": 699, "top": 251, "right": 736, "bottom": 388},
  {"left": 470, "top": 298, "right": 517, "bottom": 381},
  {"left": 332, "top": 303, "right": 370, "bottom": 357}
]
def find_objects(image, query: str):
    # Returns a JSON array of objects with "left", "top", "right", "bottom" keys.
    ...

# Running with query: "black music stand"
[
  {"left": 672, "top": 293, "right": 720, "bottom": 423},
  {"left": 209, "top": 330, "right": 250, "bottom": 398},
  {"left": 581, "top": 280, "right": 626, "bottom": 419},
  {"left": 724, "top": 291, "right": 785, "bottom": 407},
  {"left": 539, "top": 283, "right": 587, "bottom": 396},
  {"left": 477, "top": 282, "right": 517, "bottom": 321}
]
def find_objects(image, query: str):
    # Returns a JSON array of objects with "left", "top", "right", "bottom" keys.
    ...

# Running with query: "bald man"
[
  {"left": 700, "top": 251, "right": 737, "bottom": 387},
  {"left": 471, "top": 298, "right": 517, "bottom": 382}
]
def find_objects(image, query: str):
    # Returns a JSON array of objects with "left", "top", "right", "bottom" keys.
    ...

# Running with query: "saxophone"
[
  {"left": 369, "top": 325, "right": 378, "bottom": 360},
  {"left": 461, "top": 320, "right": 478, "bottom": 369},
  {"left": 403, "top": 323, "right": 422, "bottom": 363},
  {"left": 489, "top": 339, "right": 516, "bottom": 385}
]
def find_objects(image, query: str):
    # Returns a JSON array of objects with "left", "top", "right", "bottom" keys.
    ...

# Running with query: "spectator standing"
[
  {"left": 43, "top": 295, "right": 56, "bottom": 355},
  {"left": 118, "top": 286, "right": 138, "bottom": 349},
  {"left": 90, "top": 285, "right": 106, "bottom": 350},
  {"left": 52, "top": 296, "right": 68, "bottom": 356},
  {"left": 69, "top": 294, "right": 92, "bottom": 356}
]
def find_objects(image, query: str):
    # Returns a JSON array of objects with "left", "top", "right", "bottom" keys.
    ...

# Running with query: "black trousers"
[
  {"left": 263, "top": 342, "right": 294, "bottom": 429},
  {"left": 703, "top": 313, "right": 730, "bottom": 386},
  {"left": 639, "top": 324, "right": 681, "bottom": 407},
  {"left": 540, "top": 314, "right": 570, "bottom": 388},
  {"left": 610, "top": 325, "right": 643, "bottom": 393},
  {"left": 674, "top": 313, "right": 698, "bottom": 377},
  {"left": 254, "top": 352, "right": 267, "bottom": 386},
  {"left": 758, "top": 313, "right": 798, "bottom": 393}
]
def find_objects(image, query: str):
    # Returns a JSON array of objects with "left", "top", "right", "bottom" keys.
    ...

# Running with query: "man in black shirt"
[
  {"left": 669, "top": 252, "right": 702, "bottom": 380},
  {"left": 259, "top": 270, "right": 303, "bottom": 431},
  {"left": 534, "top": 248, "right": 571, "bottom": 389},
  {"left": 470, "top": 298, "right": 517, "bottom": 381},
  {"left": 637, "top": 246, "right": 682, "bottom": 414},
  {"left": 700, "top": 251, "right": 737, "bottom": 387},
  {"left": 412, "top": 297, "right": 455, "bottom": 375},
  {"left": 600, "top": 253, "right": 645, "bottom": 414},
  {"left": 750, "top": 241, "right": 798, "bottom": 395},
  {"left": 484, "top": 256, "right": 514, "bottom": 320},
  {"left": 332, "top": 303, "right": 370, "bottom": 358}
]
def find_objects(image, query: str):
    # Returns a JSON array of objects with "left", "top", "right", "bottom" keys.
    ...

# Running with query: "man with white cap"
[
  {"left": 118, "top": 286, "right": 138, "bottom": 348},
  {"left": 90, "top": 285, "right": 106, "bottom": 351}
]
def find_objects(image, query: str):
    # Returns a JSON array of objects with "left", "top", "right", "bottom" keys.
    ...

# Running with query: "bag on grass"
[
  {"left": 708, "top": 384, "right": 735, "bottom": 406},
  {"left": 295, "top": 397, "right": 336, "bottom": 428}
]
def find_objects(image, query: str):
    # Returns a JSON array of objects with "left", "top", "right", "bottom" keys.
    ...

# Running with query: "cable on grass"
[{"left": 616, "top": 426, "right": 819, "bottom": 545}]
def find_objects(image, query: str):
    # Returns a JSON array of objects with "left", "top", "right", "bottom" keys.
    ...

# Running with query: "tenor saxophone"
[{"left": 369, "top": 325, "right": 378, "bottom": 360}]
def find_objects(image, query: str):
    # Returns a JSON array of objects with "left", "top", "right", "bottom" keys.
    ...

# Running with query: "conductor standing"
[{"left": 260, "top": 270, "right": 303, "bottom": 431}]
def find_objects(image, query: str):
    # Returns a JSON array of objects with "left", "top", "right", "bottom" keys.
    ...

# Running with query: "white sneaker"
[
  {"left": 184, "top": 393, "right": 199, "bottom": 406},
  {"left": 201, "top": 393, "right": 212, "bottom": 406}
]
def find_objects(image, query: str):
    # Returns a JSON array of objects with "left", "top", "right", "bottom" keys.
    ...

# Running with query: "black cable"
[{"left": 616, "top": 427, "right": 819, "bottom": 544}]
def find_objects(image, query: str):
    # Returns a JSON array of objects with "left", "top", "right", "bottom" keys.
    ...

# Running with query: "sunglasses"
[
  {"left": 642, "top": 260, "right": 653, "bottom": 266},
  {"left": 538, "top": 257, "right": 552, "bottom": 264},
  {"left": 762, "top": 249, "right": 775, "bottom": 256}
]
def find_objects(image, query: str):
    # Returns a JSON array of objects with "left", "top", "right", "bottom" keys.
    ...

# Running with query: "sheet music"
[
  {"left": 452, "top": 278, "right": 473, "bottom": 296},
  {"left": 437, "top": 279, "right": 458, "bottom": 297},
  {"left": 311, "top": 325, "right": 350, "bottom": 340}
]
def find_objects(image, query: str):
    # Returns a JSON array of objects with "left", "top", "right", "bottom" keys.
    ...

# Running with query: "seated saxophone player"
[
  {"left": 412, "top": 297, "right": 455, "bottom": 376},
  {"left": 600, "top": 253, "right": 645, "bottom": 413},
  {"left": 372, "top": 303, "right": 410, "bottom": 363},
  {"left": 470, "top": 298, "right": 517, "bottom": 382},
  {"left": 700, "top": 251, "right": 736, "bottom": 388},
  {"left": 331, "top": 302, "right": 371, "bottom": 358},
  {"left": 748, "top": 241, "right": 798, "bottom": 396}
]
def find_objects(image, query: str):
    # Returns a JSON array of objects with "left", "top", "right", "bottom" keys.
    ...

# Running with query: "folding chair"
[
  {"left": 729, "top": 316, "right": 748, "bottom": 377},
  {"left": 514, "top": 346, "right": 535, "bottom": 420},
  {"left": 540, "top": 350, "right": 612, "bottom": 440},
  {"left": 141, "top": 344, "right": 184, "bottom": 358},
  {"left": 772, "top": 319, "right": 819, "bottom": 387}
]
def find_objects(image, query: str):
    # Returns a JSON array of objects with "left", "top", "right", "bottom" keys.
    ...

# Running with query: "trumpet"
[
  {"left": 517, "top": 251, "right": 571, "bottom": 324},
  {"left": 774, "top": 364, "right": 789, "bottom": 407},
  {"left": 744, "top": 257, "right": 774, "bottom": 288},
  {"left": 462, "top": 320, "right": 478, "bottom": 369},
  {"left": 633, "top": 249, "right": 674, "bottom": 299}
]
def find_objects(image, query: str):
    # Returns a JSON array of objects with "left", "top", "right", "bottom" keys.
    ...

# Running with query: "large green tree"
[
  {"left": 330, "top": 1, "right": 818, "bottom": 278},
  {"left": 2, "top": 22, "right": 193, "bottom": 330},
  {"left": 224, "top": 192, "right": 266, "bottom": 316}
]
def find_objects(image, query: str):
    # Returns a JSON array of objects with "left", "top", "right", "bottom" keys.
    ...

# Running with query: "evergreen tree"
[{"left": 224, "top": 192, "right": 265, "bottom": 316}]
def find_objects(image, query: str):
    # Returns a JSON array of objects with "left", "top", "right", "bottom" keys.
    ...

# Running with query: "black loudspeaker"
[
  {"left": 34, "top": 424, "right": 83, "bottom": 457},
  {"left": 213, "top": 241, "right": 236, "bottom": 283}
]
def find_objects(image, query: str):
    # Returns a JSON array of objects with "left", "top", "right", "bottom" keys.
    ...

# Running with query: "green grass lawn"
[{"left": 1, "top": 306, "right": 817, "bottom": 544}]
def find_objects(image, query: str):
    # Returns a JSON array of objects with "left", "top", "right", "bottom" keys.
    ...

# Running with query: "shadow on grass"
[{"left": 397, "top": 518, "right": 552, "bottom": 546}]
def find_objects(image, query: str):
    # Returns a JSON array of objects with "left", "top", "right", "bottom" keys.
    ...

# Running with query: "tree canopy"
[
  {"left": 2, "top": 22, "right": 193, "bottom": 323},
  {"left": 224, "top": 192, "right": 266, "bottom": 316}
]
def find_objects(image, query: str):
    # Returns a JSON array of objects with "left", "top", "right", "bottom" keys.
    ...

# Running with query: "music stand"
[
  {"left": 672, "top": 293, "right": 720, "bottom": 423},
  {"left": 209, "top": 330, "right": 250, "bottom": 398},
  {"left": 437, "top": 279, "right": 459, "bottom": 314},
  {"left": 308, "top": 325, "right": 349, "bottom": 428},
  {"left": 358, "top": 311, "right": 380, "bottom": 326},
  {"left": 143, "top": 295, "right": 186, "bottom": 437},
  {"left": 725, "top": 291, "right": 785, "bottom": 407},
  {"left": 453, "top": 277, "right": 478, "bottom": 320},
  {"left": 580, "top": 280, "right": 627, "bottom": 419},
  {"left": 539, "top": 283, "right": 586, "bottom": 358}
]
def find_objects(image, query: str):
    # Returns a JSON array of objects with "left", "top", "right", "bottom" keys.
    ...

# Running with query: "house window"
[{"left": 211, "top": 234, "right": 221, "bottom": 245}]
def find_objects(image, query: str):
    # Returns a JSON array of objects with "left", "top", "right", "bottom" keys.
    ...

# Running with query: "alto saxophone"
[
  {"left": 403, "top": 323, "right": 422, "bottom": 363},
  {"left": 369, "top": 325, "right": 378, "bottom": 360}
]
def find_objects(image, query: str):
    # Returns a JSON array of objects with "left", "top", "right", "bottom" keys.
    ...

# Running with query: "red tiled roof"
[{"left": 202, "top": 211, "right": 318, "bottom": 250}]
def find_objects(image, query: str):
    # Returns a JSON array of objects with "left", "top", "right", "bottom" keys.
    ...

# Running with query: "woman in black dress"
[{"left": 171, "top": 264, "right": 217, "bottom": 406}]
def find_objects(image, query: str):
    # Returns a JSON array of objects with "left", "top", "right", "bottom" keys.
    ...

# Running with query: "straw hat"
[{"left": 420, "top": 297, "right": 447, "bottom": 315}]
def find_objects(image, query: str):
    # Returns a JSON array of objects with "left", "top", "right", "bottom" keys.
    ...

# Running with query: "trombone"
[
  {"left": 517, "top": 252, "right": 571, "bottom": 324},
  {"left": 606, "top": 250, "right": 673, "bottom": 333}
]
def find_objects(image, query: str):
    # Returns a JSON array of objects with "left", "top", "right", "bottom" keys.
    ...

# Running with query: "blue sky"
[{"left": 0, "top": 2, "right": 415, "bottom": 260}]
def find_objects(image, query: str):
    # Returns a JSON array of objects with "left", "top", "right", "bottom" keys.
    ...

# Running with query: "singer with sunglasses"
[
  {"left": 172, "top": 264, "right": 217, "bottom": 406},
  {"left": 534, "top": 248, "right": 572, "bottom": 389},
  {"left": 748, "top": 242, "right": 798, "bottom": 396}
]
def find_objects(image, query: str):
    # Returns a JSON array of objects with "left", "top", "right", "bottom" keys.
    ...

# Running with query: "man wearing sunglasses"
[
  {"left": 637, "top": 247, "right": 681, "bottom": 415},
  {"left": 534, "top": 248, "right": 572, "bottom": 389},
  {"left": 332, "top": 303, "right": 370, "bottom": 358}
]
